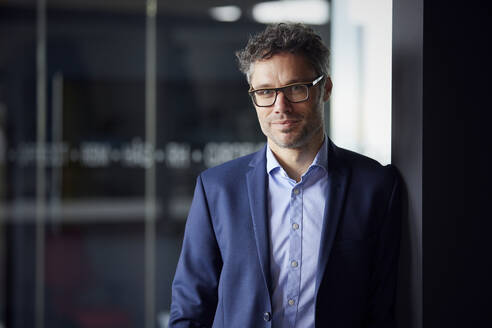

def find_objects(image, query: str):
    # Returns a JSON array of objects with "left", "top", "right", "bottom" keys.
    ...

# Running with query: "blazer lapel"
[
  {"left": 315, "top": 142, "right": 350, "bottom": 296},
  {"left": 246, "top": 146, "right": 272, "bottom": 293}
]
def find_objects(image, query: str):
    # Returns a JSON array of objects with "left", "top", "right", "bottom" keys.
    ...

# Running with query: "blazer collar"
[
  {"left": 315, "top": 140, "right": 351, "bottom": 298},
  {"left": 246, "top": 145, "right": 272, "bottom": 293}
]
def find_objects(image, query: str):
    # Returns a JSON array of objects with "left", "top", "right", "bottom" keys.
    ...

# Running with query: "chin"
[
  {"left": 271, "top": 126, "right": 322, "bottom": 149},
  {"left": 272, "top": 135, "right": 308, "bottom": 149}
]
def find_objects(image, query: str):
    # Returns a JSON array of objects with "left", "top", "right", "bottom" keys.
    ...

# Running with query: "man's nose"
[{"left": 273, "top": 90, "right": 292, "bottom": 113}]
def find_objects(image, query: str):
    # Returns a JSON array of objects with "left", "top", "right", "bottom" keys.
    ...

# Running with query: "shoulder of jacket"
[{"left": 199, "top": 148, "right": 264, "bottom": 182}]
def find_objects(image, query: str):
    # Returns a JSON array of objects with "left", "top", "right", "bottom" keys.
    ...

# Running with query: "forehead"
[{"left": 249, "top": 52, "right": 316, "bottom": 87}]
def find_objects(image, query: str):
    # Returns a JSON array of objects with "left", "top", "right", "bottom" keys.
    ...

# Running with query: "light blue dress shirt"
[{"left": 266, "top": 138, "right": 329, "bottom": 328}]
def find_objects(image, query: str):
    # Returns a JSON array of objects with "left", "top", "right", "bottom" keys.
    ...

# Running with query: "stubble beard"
[
  {"left": 270, "top": 123, "right": 323, "bottom": 149},
  {"left": 263, "top": 99, "right": 324, "bottom": 149},
  {"left": 267, "top": 103, "right": 325, "bottom": 149}
]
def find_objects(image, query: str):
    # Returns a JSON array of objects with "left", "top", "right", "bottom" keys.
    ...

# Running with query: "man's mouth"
[{"left": 272, "top": 120, "right": 301, "bottom": 127}]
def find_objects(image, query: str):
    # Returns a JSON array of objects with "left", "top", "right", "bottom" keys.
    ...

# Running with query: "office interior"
[{"left": 0, "top": 0, "right": 476, "bottom": 327}]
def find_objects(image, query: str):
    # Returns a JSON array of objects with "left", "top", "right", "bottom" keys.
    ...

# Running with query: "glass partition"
[{"left": 0, "top": 1, "right": 333, "bottom": 327}]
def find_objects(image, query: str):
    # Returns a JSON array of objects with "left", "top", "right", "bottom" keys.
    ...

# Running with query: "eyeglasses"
[{"left": 248, "top": 75, "right": 324, "bottom": 107}]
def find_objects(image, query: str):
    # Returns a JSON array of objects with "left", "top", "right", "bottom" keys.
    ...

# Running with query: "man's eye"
[{"left": 256, "top": 89, "right": 275, "bottom": 97}]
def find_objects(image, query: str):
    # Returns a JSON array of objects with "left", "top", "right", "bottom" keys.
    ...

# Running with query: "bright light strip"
[
  {"left": 209, "top": 5, "right": 242, "bottom": 22},
  {"left": 252, "top": 0, "right": 330, "bottom": 25}
]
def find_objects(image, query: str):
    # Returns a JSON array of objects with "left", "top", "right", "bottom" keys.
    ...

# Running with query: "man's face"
[{"left": 249, "top": 52, "right": 332, "bottom": 150}]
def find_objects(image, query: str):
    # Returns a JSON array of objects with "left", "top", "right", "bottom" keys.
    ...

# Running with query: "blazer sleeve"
[
  {"left": 169, "top": 175, "right": 223, "bottom": 328},
  {"left": 367, "top": 165, "right": 403, "bottom": 328}
]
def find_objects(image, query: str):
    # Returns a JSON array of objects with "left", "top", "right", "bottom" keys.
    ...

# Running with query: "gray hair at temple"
[{"left": 235, "top": 22, "right": 330, "bottom": 83}]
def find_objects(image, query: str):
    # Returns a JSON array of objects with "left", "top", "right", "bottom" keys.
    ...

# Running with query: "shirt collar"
[{"left": 266, "top": 136, "right": 328, "bottom": 175}]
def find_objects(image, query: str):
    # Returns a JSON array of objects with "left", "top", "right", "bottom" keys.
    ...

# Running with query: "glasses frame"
[{"left": 248, "top": 75, "right": 325, "bottom": 107}]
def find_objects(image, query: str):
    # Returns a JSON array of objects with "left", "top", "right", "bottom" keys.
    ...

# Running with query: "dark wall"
[
  {"left": 422, "top": 0, "right": 463, "bottom": 326},
  {"left": 393, "top": 0, "right": 489, "bottom": 326},
  {"left": 423, "top": 0, "right": 490, "bottom": 326}
]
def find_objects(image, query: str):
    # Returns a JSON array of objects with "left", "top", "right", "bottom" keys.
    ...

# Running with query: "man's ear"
[{"left": 323, "top": 77, "right": 333, "bottom": 102}]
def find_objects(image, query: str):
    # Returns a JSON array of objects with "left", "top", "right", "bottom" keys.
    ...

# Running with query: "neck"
[{"left": 269, "top": 132, "right": 325, "bottom": 182}]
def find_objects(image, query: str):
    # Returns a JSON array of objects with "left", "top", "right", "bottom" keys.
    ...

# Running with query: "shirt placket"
[{"left": 284, "top": 184, "right": 303, "bottom": 327}]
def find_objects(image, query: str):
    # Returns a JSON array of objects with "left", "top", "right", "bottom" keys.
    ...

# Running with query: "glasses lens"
[
  {"left": 253, "top": 89, "right": 276, "bottom": 106},
  {"left": 285, "top": 85, "right": 308, "bottom": 102},
  {"left": 251, "top": 84, "right": 309, "bottom": 106}
]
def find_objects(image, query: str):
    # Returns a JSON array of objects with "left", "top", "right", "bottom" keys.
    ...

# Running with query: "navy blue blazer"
[{"left": 170, "top": 139, "right": 402, "bottom": 328}]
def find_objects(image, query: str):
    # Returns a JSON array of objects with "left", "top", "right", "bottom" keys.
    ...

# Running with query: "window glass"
[{"left": 0, "top": 1, "right": 332, "bottom": 327}]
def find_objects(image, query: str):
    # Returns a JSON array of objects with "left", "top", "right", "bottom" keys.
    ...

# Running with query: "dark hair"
[{"left": 235, "top": 22, "right": 330, "bottom": 82}]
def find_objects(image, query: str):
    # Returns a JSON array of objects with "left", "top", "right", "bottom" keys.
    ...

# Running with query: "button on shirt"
[{"left": 266, "top": 139, "right": 328, "bottom": 328}]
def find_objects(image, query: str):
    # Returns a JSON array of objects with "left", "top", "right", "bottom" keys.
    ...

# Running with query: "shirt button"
[
  {"left": 293, "top": 188, "right": 300, "bottom": 195},
  {"left": 263, "top": 312, "right": 271, "bottom": 322},
  {"left": 291, "top": 260, "right": 298, "bottom": 268},
  {"left": 292, "top": 223, "right": 299, "bottom": 230},
  {"left": 288, "top": 299, "right": 295, "bottom": 306}
]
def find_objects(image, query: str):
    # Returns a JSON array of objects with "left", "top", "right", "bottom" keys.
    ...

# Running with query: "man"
[{"left": 170, "top": 23, "right": 401, "bottom": 328}]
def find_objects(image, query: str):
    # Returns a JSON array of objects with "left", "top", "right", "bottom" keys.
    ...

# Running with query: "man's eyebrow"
[
  {"left": 251, "top": 83, "right": 275, "bottom": 90},
  {"left": 252, "top": 78, "right": 312, "bottom": 90}
]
